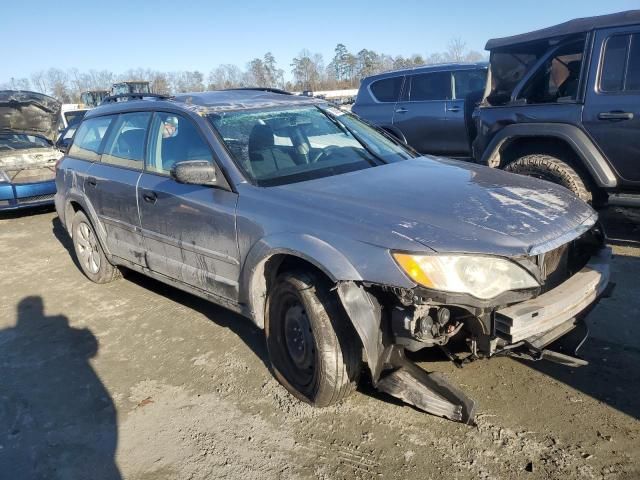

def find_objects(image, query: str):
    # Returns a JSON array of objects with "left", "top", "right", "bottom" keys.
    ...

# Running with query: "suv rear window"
[
  {"left": 370, "top": 77, "right": 403, "bottom": 102},
  {"left": 68, "top": 116, "right": 113, "bottom": 161},
  {"left": 453, "top": 69, "right": 487, "bottom": 99},
  {"left": 601, "top": 33, "right": 640, "bottom": 92}
]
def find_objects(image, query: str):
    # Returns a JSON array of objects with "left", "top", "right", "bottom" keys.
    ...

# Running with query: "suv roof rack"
[
  {"left": 224, "top": 87, "right": 293, "bottom": 95},
  {"left": 100, "top": 93, "right": 174, "bottom": 104}
]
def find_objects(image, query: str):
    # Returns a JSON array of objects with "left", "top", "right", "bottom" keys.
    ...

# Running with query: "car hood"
[
  {"left": 0, "top": 90, "right": 61, "bottom": 142},
  {"left": 275, "top": 157, "right": 597, "bottom": 256}
]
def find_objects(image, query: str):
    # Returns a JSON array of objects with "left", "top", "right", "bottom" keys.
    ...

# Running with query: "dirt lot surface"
[{"left": 1, "top": 207, "right": 639, "bottom": 480}]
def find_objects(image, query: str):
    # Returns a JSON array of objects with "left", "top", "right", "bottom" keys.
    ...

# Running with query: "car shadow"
[
  {"left": 119, "top": 269, "right": 271, "bottom": 372},
  {"left": 51, "top": 216, "right": 82, "bottom": 271},
  {"left": 0, "top": 296, "right": 121, "bottom": 479}
]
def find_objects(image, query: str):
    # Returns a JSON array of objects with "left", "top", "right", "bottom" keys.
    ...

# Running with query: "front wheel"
[
  {"left": 71, "top": 210, "right": 120, "bottom": 284},
  {"left": 505, "top": 154, "right": 592, "bottom": 203},
  {"left": 265, "top": 270, "right": 361, "bottom": 407}
]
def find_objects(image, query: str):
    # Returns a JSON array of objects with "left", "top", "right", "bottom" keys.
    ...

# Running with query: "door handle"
[
  {"left": 395, "top": 107, "right": 408, "bottom": 113},
  {"left": 447, "top": 107, "right": 461, "bottom": 112},
  {"left": 598, "top": 111, "right": 634, "bottom": 121},
  {"left": 86, "top": 177, "right": 97, "bottom": 187},
  {"left": 142, "top": 191, "right": 157, "bottom": 204}
]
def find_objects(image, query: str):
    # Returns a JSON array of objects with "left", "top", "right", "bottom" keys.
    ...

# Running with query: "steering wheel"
[{"left": 310, "top": 145, "right": 342, "bottom": 163}]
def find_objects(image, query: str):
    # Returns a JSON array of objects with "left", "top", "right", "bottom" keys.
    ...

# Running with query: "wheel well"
[
  {"left": 64, "top": 200, "right": 83, "bottom": 234},
  {"left": 250, "top": 254, "right": 334, "bottom": 329},
  {"left": 499, "top": 136, "right": 594, "bottom": 184}
]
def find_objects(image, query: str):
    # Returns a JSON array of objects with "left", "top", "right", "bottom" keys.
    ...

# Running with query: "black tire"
[
  {"left": 505, "top": 154, "right": 592, "bottom": 203},
  {"left": 265, "top": 270, "right": 361, "bottom": 407},
  {"left": 71, "top": 210, "right": 120, "bottom": 284}
]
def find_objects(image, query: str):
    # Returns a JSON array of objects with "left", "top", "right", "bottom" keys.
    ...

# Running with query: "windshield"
[
  {"left": 0, "top": 133, "right": 50, "bottom": 151},
  {"left": 208, "top": 105, "right": 417, "bottom": 186},
  {"left": 80, "top": 91, "right": 108, "bottom": 107},
  {"left": 64, "top": 110, "right": 87, "bottom": 127}
]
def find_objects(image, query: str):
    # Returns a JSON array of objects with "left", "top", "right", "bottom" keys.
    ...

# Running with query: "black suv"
[{"left": 473, "top": 10, "right": 640, "bottom": 204}]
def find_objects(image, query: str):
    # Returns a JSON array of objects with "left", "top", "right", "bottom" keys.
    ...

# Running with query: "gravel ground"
[{"left": 0, "top": 206, "right": 639, "bottom": 480}]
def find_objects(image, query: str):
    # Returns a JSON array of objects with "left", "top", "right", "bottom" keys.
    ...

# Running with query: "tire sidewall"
[
  {"left": 71, "top": 211, "right": 115, "bottom": 283},
  {"left": 505, "top": 154, "right": 592, "bottom": 202},
  {"left": 265, "top": 271, "right": 360, "bottom": 407},
  {"left": 266, "top": 277, "right": 321, "bottom": 404}
]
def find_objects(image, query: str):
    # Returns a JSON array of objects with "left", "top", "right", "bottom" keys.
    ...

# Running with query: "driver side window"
[
  {"left": 518, "top": 41, "right": 584, "bottom": 104},
  {"left": 146, "top": 112, "right": 213, "bottom": 175}
]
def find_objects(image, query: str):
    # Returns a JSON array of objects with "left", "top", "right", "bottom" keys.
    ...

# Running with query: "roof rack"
[
  {"left": 224, "top": 87, "right": 293, "bottom": 95},
  {"left": 100, "top": 93, "right": 174, "bottom": 105}
]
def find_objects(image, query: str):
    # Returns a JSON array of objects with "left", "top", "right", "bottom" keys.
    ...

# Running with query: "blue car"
[{"left": 0, "top": 91, "right": 62, "bottom": 211}]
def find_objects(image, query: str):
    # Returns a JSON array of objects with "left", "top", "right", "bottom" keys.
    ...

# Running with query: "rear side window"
[
  {"left": 370, "top": 76, "right": 403, "bottom": 102},
  {"left": 409, "top": 72, "right": 451, "bottom": 101},
  {"left": 68, "top": 116, "right": 114, "bottom": 161},
  {"left": 600, "top": 33, "right": 640, "bottom": 92},
  {"left": 146, "top": 112, "right": 213, "bottom": 174},
  {"left": 101, "top": 112, "right": 151, "bottom": 169},
  {"left": 453, "top": 69, "right": 487, "bottom": 99}
]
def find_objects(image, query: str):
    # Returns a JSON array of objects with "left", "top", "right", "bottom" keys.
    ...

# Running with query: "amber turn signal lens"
[{"left": 392, "top": 253, "right": 434, "bottom": 288}]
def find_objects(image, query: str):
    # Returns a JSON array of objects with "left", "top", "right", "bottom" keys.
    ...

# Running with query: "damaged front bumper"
[
  {"left": 338, "top": 246, "right": 613, "bottom": 424},
  {"left": 495, "top": 247, "right": 610, "bottom": 345}
]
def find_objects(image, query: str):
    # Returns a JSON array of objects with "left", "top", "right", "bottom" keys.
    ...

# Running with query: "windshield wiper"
[{"left": 316, "top": 107, "right": 387, "bottom": 166}]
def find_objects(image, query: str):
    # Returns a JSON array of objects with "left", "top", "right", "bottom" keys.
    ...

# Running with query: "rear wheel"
[
  {"left": 71, "top": 210, "right": 120, "bottom": 284},
  {"left": 265, "top": 270, "right": 361, "bottom": 407},
  {"left": 505, "top": 154, "right": 592, "bottom": 203}
]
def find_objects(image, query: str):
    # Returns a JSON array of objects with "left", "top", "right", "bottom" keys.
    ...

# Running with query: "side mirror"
[
  {"left": 170, "top": 160, "right": 217, "bottom": 186},
  {"left": 56, "top": 138, "right": 72, "bottom": 153}
]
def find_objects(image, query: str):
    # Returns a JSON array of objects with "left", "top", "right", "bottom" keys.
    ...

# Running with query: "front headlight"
[{"left": 393, "top": 253, "right": 539, "bottom": 300}]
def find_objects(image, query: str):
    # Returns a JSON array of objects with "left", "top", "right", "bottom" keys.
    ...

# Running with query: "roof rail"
[
  {"left": 100, "top": 93, "right": 174, "bottom": 105},
  {"left": 224, "top": 87, "right": 293, "bottom": 95}
]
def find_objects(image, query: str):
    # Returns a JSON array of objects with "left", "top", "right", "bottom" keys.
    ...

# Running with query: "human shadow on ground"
[{"left": 0, "top": 296, "right": 121, "bottom": 479}]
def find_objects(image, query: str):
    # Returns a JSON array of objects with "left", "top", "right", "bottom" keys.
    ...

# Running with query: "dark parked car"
[
  {"left": 473, "top": 10, "right": 640, "bottom": 205},
  {"left": 56, "top": 89, "right": 611, "bottom": 423},
  {"left": 352, "top": 63, "right": 487, "bottom": 157},
  {"left": 0, "top": 91, "right": 62, "bottom": 211}
]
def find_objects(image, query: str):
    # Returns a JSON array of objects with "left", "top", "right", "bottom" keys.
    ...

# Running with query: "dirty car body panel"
[
  {"left": 55, "top": 90, "right": 611, "bottom": 423},
  {"left": 0, "top": 91, "right": 62, "bottom": 210}
]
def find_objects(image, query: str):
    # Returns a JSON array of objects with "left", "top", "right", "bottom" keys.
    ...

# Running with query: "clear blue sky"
[{"left": 1, "top": 0, "right": 637, "bottom": 84}]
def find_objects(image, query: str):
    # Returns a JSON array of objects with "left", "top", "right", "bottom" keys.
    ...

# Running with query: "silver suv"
[{"left": 55, "top": 89, "right": 610, "bottom": 424}]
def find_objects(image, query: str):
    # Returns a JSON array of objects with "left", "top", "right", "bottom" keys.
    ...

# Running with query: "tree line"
[{"left": 1, "top": 39, "right": 484, "bottom": 102}]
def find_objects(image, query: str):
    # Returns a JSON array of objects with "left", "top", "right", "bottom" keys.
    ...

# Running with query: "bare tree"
[
  {"left": 30, "top": 71, "right": 49, "bottom": 95},
  {"left": 446, "top": 38, "right": 468, "bottom": 62},
  {"left": 208, "top": 64, "right": 244, "bottom": 89}
]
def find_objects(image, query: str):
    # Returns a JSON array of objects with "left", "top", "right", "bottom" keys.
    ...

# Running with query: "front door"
[
  {"left": 82, "top": 112, "right": 150, "bottom": 264},
  {"left": 392, "top": 71, "right": 451, "bottom": 154},
  {"left": 138, "top": 112, "right": 240, "bottom": 301},
  {"left": 583, "top": 27, "right": 640, "bottom": 184}
]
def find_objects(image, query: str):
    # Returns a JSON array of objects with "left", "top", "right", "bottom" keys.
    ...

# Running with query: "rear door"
[
  {"left": 353, "top": 75, "right": 404, "bottom": 128},
  {"left": 137, "top": 111, "right": 240, "bottom": 301},
  {"left": 446, "top": 68, "right": 488, "bottom": 156},
  {"left": 583, "top": 27, "right": 640, "bottom": 184},
  {"left": 392, "top": 71, "right": 451, "bottom": 154},
  {"left": 83, "top": 112, "right": 151, "bottom": 264}
]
